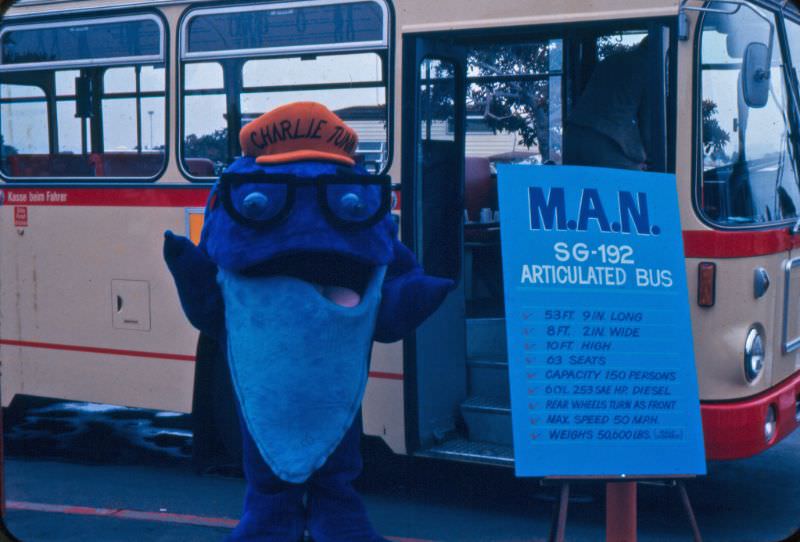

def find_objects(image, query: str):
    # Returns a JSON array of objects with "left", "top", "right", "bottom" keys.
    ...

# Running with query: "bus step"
[
  {"left": 467, "top": 359, "right": 510, "bottom": 401},
  {"left": 461, "top": 395, "right": 512, "bottom": 446},
  {"left": 416, "top": 437, "right": 514, "bottom": 466},
  {"left": 466, "top": 317, "right": 507, "bottom": 360}
]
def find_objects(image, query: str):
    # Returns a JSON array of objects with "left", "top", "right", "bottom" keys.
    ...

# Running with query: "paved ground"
[{"left": 1, "top": 398, "right": 799, "bottom": 541}]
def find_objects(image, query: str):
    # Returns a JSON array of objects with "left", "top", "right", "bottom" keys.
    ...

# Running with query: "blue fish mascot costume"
[{"left": 163, "top": 102, "right": 454, "bottom": 541}]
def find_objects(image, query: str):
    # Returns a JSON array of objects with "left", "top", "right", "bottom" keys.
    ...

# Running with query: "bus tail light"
[{"left": 697, "top": 262, "right": 716, "bottom": 307}]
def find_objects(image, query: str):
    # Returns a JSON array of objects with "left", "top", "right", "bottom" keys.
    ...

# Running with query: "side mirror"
[{"left": 742, "top": 42, "right": 770, "bottom": 109}]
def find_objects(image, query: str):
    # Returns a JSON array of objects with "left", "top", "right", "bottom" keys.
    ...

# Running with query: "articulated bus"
[{"left": 1, "top": 0, "right": 799, "bottom": 468}]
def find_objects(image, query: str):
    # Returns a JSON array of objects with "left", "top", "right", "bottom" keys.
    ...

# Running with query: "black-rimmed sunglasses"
[{"left": 218, "top": 170, "right": 392, "bottom": 230}]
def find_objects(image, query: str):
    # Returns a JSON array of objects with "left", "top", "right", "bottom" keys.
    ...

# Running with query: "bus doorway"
[{"left": 404, "top": 25, "right": 672, "bottom": 463}]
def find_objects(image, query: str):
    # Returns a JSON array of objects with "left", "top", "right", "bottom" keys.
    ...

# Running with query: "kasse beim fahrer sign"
[{"left": 497, "top": 164, "right": 706, "bottom": 477}]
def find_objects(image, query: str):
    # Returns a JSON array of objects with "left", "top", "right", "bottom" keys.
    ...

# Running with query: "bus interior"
[{"left": 406, "top": 21, "right": 676, "bottom": 461}]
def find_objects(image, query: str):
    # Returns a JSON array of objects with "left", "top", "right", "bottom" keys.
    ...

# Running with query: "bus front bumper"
[{"left": 701, "top": 371, "right": 800, "bottom": 460}]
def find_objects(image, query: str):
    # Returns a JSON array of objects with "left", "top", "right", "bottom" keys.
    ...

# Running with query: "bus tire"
[{"left": 191, "top": 333, "right": 243, "bottom": 475}]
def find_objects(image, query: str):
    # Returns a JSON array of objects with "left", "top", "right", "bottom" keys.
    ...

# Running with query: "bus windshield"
[{"left": 697, "top": 2, "right": 800, "bottom": 227}]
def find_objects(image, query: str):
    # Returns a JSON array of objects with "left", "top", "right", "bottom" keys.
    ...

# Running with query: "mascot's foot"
[
  {"left": 307, "top": 486, "right": 389, "bottom": 542},
  {"left": 225, "top": 486, "right": 306, "bottom": 542}
]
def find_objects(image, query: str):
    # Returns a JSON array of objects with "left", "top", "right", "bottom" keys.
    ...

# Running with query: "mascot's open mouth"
[
  {"left": 241, "top": 252, "right": 374, "bottom": 308},
  {"left": 216, "top": 252, "right": 386, "bottom": 484}
]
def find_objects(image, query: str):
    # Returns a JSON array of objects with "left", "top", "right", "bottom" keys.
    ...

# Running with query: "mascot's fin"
[
  {"left": 163, "top": 230, "right": 225, "bottom": 339},
  {"left": 374, "top": 238, "right": 454, "bottom": 343}
]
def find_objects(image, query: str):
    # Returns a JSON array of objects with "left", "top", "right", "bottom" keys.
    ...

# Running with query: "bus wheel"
[{"left": 191, "top": 333, "right": 242, "bottom": 475}]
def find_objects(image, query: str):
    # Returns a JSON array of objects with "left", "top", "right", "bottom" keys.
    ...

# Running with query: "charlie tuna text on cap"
[{"left": 239, "top": 102, "right": 359, "bottom": 167}]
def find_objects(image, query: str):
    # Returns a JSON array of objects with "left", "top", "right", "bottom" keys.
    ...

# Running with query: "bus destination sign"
[{"left": 497, "top": 164, "right": 706, "bottom": 477}]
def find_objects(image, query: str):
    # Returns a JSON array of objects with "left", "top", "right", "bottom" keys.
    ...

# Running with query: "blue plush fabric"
[
  {"left": 163, "top": 231, "right": 225, "bottom": 340},
  {"left": 374, "top": 239, "right": 454, "bottom": 343},
  {"left": 164, "top": 229, "right": 452, "bottom": 344},
  {"left": 163, "top": 155, "right": 454, "bottom": 541},
  {"left": 164, "top": 159, "right": 454, "bottom": 344},
  {"left": 229, "top": 417, "right": 388, "bottom": 542},
  {"left": 200, "top": 158, "right": 396, "bottom": 273},
  {"left": 218, "top": 266, "right": 385, "bottom": 484}
]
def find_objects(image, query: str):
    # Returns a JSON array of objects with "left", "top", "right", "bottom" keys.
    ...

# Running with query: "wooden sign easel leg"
[
  {"left": 547, "top": 482, "right": 570, "bottom": 542},
  {"left": 606, "top": 481, "right": 637, "bottom": 542},
  {"left": 677, "top": 481, "right": 703, "bottom": 542}
]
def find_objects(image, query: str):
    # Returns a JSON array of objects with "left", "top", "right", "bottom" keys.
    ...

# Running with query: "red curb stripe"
[
  {"left": 6, "top": 500, "right": 238, "bottom": 528},
  {"left": 368, "top": 371, "right": 404, "bottom": 381},
  {"left": 0, "top": 339, "right": 195, "bottom": 362},
  {"left": 5, "top": 500, "right": 437, "bottom": 541}
]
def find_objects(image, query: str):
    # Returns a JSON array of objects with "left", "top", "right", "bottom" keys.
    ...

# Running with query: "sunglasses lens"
[
  {"left": 325, "top": 183, "right": 384, "bottom": 224},
  {"left": 229, "top": 182, "right": 289, "bottom": 223}
]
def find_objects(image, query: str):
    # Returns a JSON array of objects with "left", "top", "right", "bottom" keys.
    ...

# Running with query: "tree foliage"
[
  {"left": 184, "top": 128, "right": 228, "bottom": 163},
  {"left": 465, "top": 43, "right": 556, "bottom": 150},
  {"left": 701, "top": 99, "right": 730, "bottom": 162}
]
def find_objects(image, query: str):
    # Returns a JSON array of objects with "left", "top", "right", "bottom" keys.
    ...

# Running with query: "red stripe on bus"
[
  {"left": 5, "top": 501, "right": 437, "bottom": 541},
  {"left": 0, "top": 339, "right": 195, "bottom": 362},
  {"left": 368, "top": 371, "right": 404, "bottom": 381},
  {"left": 7, "top": 186, "right": 800, "bottom": 259},
  {"left": 0, "top": 341, "right": 407, "bottom": 371},
  {"left": 682, "top": 229, "right": 800, "bottom": 258},
  {"left": 0, "top": 187, "right": 210, "bottom": 207}
]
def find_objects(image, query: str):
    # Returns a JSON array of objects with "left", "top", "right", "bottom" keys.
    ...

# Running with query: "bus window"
[
  {"left": 698, "top": 3, "right": 800, "bottom": 226},
  {"left": 183, "top": 2, "right": 384, "bottom": 53},
  {"left": 240, "top": 53, "right": 387, "bottom": 171},
  {"left": 55, "top": 70, "right": 90, "bottom": 155},
  {"left": 418, "top": 56, "right": 462, "bottom": 281},
  {"left": 596, "top": 31, "right": 649, "bottom": 60},
  {"left": 179, "top": 0, "right": 390, "bottom": 180},
  {"left": 0, "top": 17, "right": 161, "bottom": 67},
  {"left": 0, "top": 83, "right": 47, "bottom": 156},
  {"left": 0, "top": 15, "right": 167, "bottom": 180},
  {"left": 183, "top": 62, "right": 226, "bottom": 177},
  {"left": 786, "top": 19, "right": 800, "bottom": 96},
  {"left": 101, "top": 65, "right": 166, "bottom": 176},
  {"left": 419, "top": 58, "right": 456, "bottom": 143}
]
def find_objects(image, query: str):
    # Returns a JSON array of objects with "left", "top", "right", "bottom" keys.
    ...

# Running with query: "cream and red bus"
[{"left": 0, "top": 0, "right": 799, "bottom": 467}]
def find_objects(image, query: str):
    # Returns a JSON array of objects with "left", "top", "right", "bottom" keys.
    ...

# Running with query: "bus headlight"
[
  {"left": 744, "top": 327, "right": 765, "bottom": 383},
  {"left": 765, "top": 404, "right": 777, "bottom": 444}
]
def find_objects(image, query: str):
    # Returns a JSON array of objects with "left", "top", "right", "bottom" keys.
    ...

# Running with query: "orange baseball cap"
[{"left": 239, "top": 102, "right": 359, "bottom": 167}]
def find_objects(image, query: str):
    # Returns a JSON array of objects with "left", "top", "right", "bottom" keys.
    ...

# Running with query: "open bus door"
[
  {"left": 401, "top": 36, "right": 470, "bottom": 456},
  {"left": 401, "top": 25, "right": 673, "bottom": 464}
]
